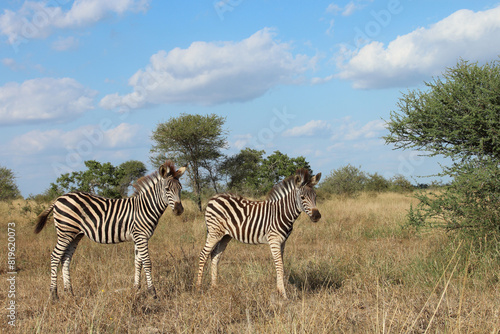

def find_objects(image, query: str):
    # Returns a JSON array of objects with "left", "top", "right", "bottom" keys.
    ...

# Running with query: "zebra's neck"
[
  {"left": 268, "top": 182, "right": 302, "bottom": 222},
  {"left": 133, "top": 176, "right": 169, "bottom": 220}
]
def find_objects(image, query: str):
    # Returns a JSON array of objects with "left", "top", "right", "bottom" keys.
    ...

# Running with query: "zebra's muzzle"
[
  {"left": 310, "top": 208, "right": 321, "bottom": 222},
  {"left": 173, "top": 202, "right": 184, "bottom": 216}
]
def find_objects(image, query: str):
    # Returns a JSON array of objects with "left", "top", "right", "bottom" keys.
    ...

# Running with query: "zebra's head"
[
  {"left": 159, "top": 161, "right": 186, "bottom": 216},
  {"left": 294, "top": 169, "right": 322, "bottom": 222}
]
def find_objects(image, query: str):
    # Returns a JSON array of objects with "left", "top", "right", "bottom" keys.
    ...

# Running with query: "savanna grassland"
[{"left": 0, "top": 193, "right": 499, "bottom": 333}]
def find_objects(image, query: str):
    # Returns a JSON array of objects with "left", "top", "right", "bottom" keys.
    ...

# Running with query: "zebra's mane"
[
  {"left": 265, "top": 168, "right": 311, "bottom": 201},
  {"left": 131, "top": 171, "right": 160, "bottom": 197},
  {"left": 131, "top": 160, "right": 178, "bottom": 197}
]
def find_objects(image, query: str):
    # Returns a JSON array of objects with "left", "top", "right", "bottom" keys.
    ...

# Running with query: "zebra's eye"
[{"left": 300, "top": 195, "right": 305, "bottom": 200}]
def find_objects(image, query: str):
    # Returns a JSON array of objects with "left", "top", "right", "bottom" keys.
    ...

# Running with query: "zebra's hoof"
[
  {"left": 147, "top": 286, "right": 157, "bottom": 299},
  {"left": 50, "top": 289, "right": 59, "bottom": 301}
]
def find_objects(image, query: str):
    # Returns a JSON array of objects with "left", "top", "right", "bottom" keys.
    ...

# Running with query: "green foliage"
[
  {"left": 319, "top": 166, "right": 415, "bottom": 197},
  {"left": 257, "top": 151, "right": 311, "bottom": 193},
  {"left": 385, "top": 59, "right": 500, "bottom": 240},
  {"left": 52, "top": 160, "right": 147, "bottom": 199},
  {"left": 319, "top": 164, "right": 367, "bottom": 198},
  {"left": 385, "top": 59, "right": 500, "bottom": 160},
  {"left": 411, "top": 159, "right": 500, "bottom": 238},
  {"left": 364, "top": 172, "right": 391, "bottom": 192},
  {"left": 390, "top": 174, "right": 414, "bottom": 193},
  {"left": 150, "top": 113, "right": 228, "bottom": 210},
  {"left": 220, "top": 148, "right": 264, "bottom": 193},
  {"left": 0, "top": 165, "right": 21, "bottom": 201},
  {"left": 221, "top": 149, "right": 311, "bottom": 195},
  {"left": 117, "top": 160, "right": 147, "bottom": 197}
]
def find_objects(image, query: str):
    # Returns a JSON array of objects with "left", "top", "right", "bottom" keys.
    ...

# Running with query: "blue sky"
[{"left": 1, "top": 0, "right": 500, "bottom": 196}]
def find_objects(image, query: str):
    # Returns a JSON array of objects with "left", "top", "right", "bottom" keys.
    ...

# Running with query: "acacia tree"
[
  {"left": 385, "top": 59, "right": 500, "bottom": 240},
  {"left": 150, "top": 113, "right": 227, "bottom": 211}
]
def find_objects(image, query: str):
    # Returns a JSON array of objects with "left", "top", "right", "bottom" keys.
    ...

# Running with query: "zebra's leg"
[
  {"left": 61, "top": 233, "right": 84, "bottom": 296},
  {"left": 49, "top": 235, "right": 75, "bottom": 300},
  {"left": 210, "top": 235, "right": 232, "bottom": 287},
  {"left": 133, "top": 243, "right": 143, "bottom": 291},
  {"left": 134, "top": 238, "right": 157, "bottom": 298},
  {"left": 269, "top": 241, "right": 287, "bottom": 299},
  {"left": 196, "top": 233, "right": 224, "bottom": 288},
  {"left": 281, "top": 242, "right": 286, "bottom": 266}
]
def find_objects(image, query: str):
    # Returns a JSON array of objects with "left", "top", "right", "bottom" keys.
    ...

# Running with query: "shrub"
[{"left": 320, "top": 164, "right": 367, "bottom": 198}]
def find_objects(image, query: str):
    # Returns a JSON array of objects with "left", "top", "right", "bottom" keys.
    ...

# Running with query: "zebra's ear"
[
  {"left": 159, "top": 165, "right": 171, "bottom": 179},
  {"left": 309, "top": 173, "right": 322, "bottom": 187},
  {"left": 175, "top": 166, "right": 186, "bottom": 179},
  {"left": 294, "top": 174, "right": 303, "bottom": 187}
]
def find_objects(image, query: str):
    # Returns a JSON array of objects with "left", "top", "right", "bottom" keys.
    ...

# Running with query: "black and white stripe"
[
  {"left": 35, "top": 161, "right": 186, "bottom": 300},
  {"left": 196, "top": 168, "right": 321, "bottom": 299}
]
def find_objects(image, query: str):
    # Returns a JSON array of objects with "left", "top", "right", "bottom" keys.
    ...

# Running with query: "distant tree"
[
  {"left": 150, "top": 113, "right": 228, "bottom": 210},
  {"left": 0, "top": 165, "right": 21, "bottom": 200},
  {"left": 390, "top": 174, "right": 414, "bottom": 193},
  {"left": 52, "top": 160, "right": 147, "bottom": 199},
  {"left": 385, "top": 59, "right": 500, "bottom": 239},
  {"left": 221, "top": 149, "right": 311, "bottom": 195},
  {"left": 220, "top": 148, "right": 264, "bottom": 192},
  {"left": 319, "top": 164, "right": 366, "bottom": 198},
  {"left": 364, "top": 172, "right": 390, "bottom": 192},
  {"left": 257, "top": 151, "right": 311, "bottom": 193},
  {"left": 118, "top": 160, "right": 148, "bottom": 197}
]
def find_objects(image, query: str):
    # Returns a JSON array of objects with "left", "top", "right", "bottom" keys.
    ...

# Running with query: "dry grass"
[{"left": 0, "top": 193, "right": 499, "bottom": 333}]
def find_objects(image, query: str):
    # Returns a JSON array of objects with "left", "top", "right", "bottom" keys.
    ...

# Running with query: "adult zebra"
[
  {"left": 196, "top": 168, "right": 321, "bottom": 299},
  {"left": 34, "top": 160, "right": 186, "bottom": 300}
]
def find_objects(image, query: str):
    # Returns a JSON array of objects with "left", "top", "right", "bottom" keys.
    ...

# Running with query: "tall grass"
[{"left": 0, "top": 193, "right": 498, "bottom": 333}]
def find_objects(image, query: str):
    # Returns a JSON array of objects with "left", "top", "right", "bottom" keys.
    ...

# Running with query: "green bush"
[
  {"left": 0, "top": 165, "right": 21, "bottom": 201},
  {"left": 365, "top": 172, "right": 391, "bottom": 192},
  {"left": 385, "top": 59, "right": 500, "bottom": 242},
  {"left": 390, "top": 174, "right": 414, "bottom": 193},
  {"left": 319, "top": 164, "right": 366, "bottom": 198}
]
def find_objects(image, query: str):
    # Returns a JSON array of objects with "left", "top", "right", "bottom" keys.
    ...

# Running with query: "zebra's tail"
[{"left": 34, "top": 201, "right": 56, "bottom": 234}]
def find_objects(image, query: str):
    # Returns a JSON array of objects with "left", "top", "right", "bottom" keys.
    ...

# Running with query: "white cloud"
[
  {"left": 342, "top": 2, "right": 358, "bottom": 16},
  {"left": 2, "top": 58, "right": 24, "bottom": 71},
  {"left": 0, "top": 0, "right": 150, "bottom": 44},
  {"left": 283, "top": 120, "right": 332, "bottom": 137},
  {"left": 326, "top": 3, "right": 341, "bottom": 14},
  {"left": 52, "top": 36, "right": 79, "bottom": 51},
  {"left": 100, "top": 28, "right": 314, "bottom": 109},
  {"left": 337, "top": 5, "right": 500, "bottom": 89},
  {"left": 339, "top": 119, "right": 386, "bottom": 140},
  {"left": 0, "top": 77, "right": 97, "bottom": 125},
  {"left": 232, "top": 134, "right": 253, "bottom": 150},
  {"left": 325, "top": 19, "right": 335, "bottom": 36},
  {"left": 328, "top": 117, "right": 386, "bottom": 142},
  {"left": 311, "top": 74, "right": 334, "bottom": 85},
  {"left": 8, "top": 123, "right": 141, "bottom": 155},
  {"left": 326, "top": 1, "right": 370, "bottom": 16}
]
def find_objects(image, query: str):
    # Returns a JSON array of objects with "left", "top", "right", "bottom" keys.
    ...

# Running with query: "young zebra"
[
  {"left": 196, "top": 168, "right": 321, "bottom": 299},
  {"left": 34, "top": 160, "right": 186, "bottom": 300}
]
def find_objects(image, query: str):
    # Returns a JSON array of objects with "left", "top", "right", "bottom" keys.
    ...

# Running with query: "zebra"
[
  {"left": 196, "top": 168, "right": 321, "bottom": 299},
  {"left": 34, "top": 160, "right": 186, "bottom": 300}
]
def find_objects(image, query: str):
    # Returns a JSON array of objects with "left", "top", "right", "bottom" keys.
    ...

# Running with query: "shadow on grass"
[{"left": 288, "top": 260, "right": 349, "bottom": 292}]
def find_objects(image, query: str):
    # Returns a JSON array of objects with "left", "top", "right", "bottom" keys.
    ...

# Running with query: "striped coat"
[
  {"left": 35, "top": 161, "right": 185, "bottom": 300},
  {"left": 196, "top": 168, "right": 321, "bottom": 299}
]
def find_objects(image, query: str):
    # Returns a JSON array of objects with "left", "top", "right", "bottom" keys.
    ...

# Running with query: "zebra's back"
[
  {"left": 206, "top": 193, "right": 274, "bottom": 244},
  {"left": 53, "top": 192, "right": 134, "bottom": 244}
]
